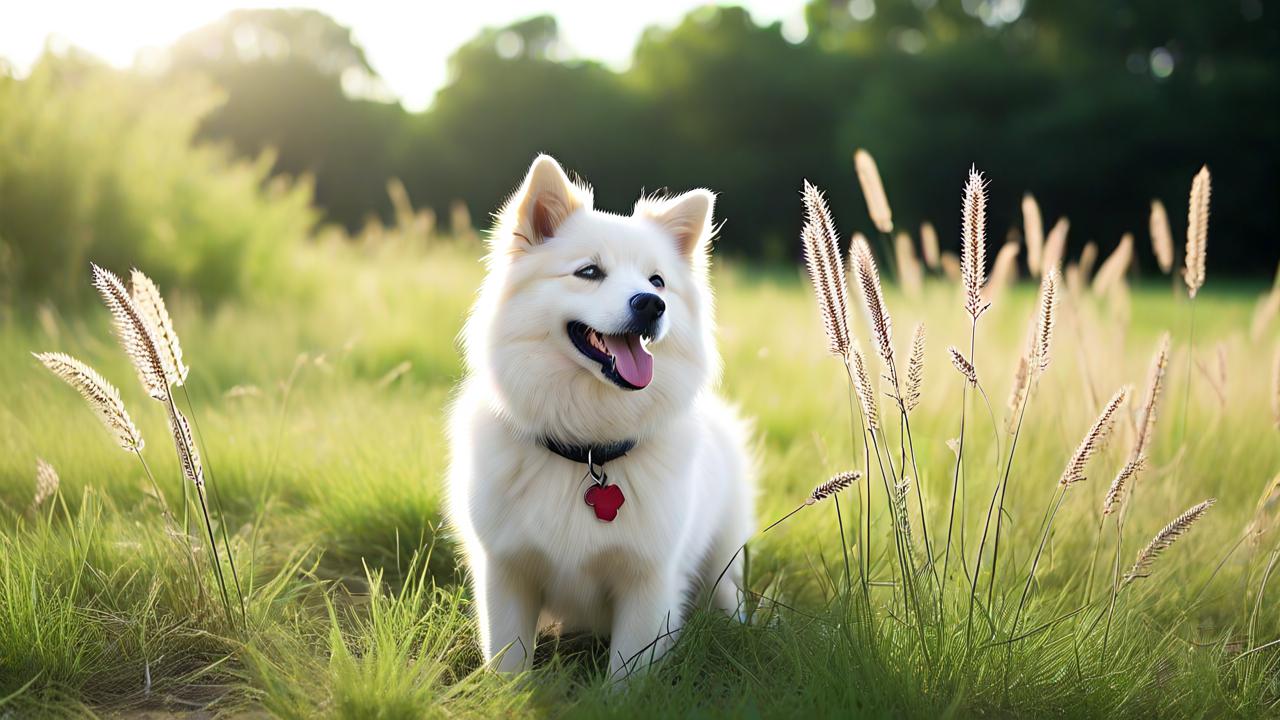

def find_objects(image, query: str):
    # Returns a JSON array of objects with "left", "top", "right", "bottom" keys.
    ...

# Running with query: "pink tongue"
[{"left": 603, "top": 334, "right": 654, "bottom": 388}]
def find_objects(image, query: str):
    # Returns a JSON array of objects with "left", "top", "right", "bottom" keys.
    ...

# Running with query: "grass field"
[{"left": 2, "top": 235, "right": 1278, "bottom": 718}]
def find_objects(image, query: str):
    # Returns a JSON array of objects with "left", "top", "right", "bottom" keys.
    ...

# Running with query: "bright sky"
[{"left": 1, "top": 1, "right": 803, "bottom": 111}]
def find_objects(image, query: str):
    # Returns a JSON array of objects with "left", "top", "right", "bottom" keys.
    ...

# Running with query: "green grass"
[{"left": 2, "top": 239, "right": 1278, "bottom": 717}]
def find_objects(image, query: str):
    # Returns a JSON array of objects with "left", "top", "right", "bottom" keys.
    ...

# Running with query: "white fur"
[{"left": 446, "top": 155, "right": 754, "bottom": 678}]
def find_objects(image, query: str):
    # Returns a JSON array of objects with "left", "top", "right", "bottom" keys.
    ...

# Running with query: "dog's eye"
[
  {"left": 574, "top": 265, "right": 605, "bottom": 281},
  {"left": 649, "top": 274, "right": 665, "bottom": 289}
]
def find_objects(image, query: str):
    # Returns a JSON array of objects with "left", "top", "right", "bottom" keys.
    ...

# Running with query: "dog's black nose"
[{"left": 630, "top": 292, "right": 666, "bottom": 325}]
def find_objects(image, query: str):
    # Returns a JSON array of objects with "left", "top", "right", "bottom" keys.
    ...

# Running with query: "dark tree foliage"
[
  {"left": 168, "top": 9, "right": 407, "bottom": 227},
  {"left": 172, "top": 3, "right": 1279, "bottom": 274},
  {"left": 401, "top": 16, "right": 646, "bottom": 229}
]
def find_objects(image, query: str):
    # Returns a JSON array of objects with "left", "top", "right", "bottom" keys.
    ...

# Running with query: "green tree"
[
  {"left": 626, "top": 6, "right": 842, "bottom": 261},
  {"left": 398, "top": 16, "right": 645, "bottom": 224},
  {"left": 168, "top": 9, "right": 406, "bottom": 229}
]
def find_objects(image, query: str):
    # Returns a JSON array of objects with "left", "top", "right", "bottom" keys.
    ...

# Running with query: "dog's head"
[{"left": 465, "top": 155, "right": 719, "bottom": 441}]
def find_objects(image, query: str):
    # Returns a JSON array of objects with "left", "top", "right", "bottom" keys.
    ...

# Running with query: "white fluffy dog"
[{"left": 446, "top": 155, "right": 754, "bottom": 678}]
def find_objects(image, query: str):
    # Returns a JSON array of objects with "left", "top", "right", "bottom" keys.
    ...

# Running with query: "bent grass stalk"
[
  {"left": 708, "top": 472, "right": 860, "bottom": 609},
  {"left": 1084, "top": 456, "right": 1145, "bottom": 607},
  {"left": 1103, "top": 499, "right": 1216, "bottom": 658},
  {"left": 1124, "top": 499, "right": 1215, "bottom": 587}
]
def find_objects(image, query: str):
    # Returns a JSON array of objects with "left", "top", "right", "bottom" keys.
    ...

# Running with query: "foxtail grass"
[
  {"left": 1005, "top": 354, "right": 1030, "bottom": 434},
  {"left": 1125, "top": 499, "right": 1215, "bottom": 585},
  {"left": 131, "top": 270, "right": 189, "bottom": 386},
  {"left": 1079, "top": 241, "right": 1099, "bottom": 282},
  {"left": 1013, "top": 386, "right": 1127, "bottom": 644},
  {"left": 960, "top": 167, "right": 990, "bottom": 322},
  {"left": 854, "top": 231, "right": 940, "bottom": 611},
  {"left": 1042, "top": 217, "right": 1069, "bottom": 278},
  {"left": 1173, "top": 167, "right": 1211, "bottom": 513},
  {"left": 1021, "top": 193, "right": 1044, "bottom": 276},
  {"left": 985, "top": 273, "right": 1057, "bottom": 614},
  {"left": 808, "top": 472, "right": 859, "bottom": 505},
  {"left": 1150, "top": 199, "right": 1174, "bottom": 274},
  {"left": 1273, "top": 344, "right": 1280, "bottom": 429},
  {"left": 800, "top": 182, "right": 851, "bottom": 359},
  {"left": 799, "top": 181, "right": 873, "bottom": 605},
  {"left": 32, "top": 458, "right": 59, "bottom": 511},
  {"left": 33, "top": 352, "right": 144, "bottom": 452},
  {"left": 943, "top": 166, "right": 990, "bottom": 592},
  {"left": 1033, "top": 270, "right": 1058, "bottom": 373},
  {"left": 948, "top": 346, "right": 977, "bottom": 386},
  {"left": 851, "top": 234, "right": 894, "bottom": 367},
  {"left": 89, "top": 263, "right": 244, "bottom": 628},
  {"left": 850, "top": 347, "right": 878, "bottom": 433},
  {"left": 1133, "top": 334, "right": 1171, "bottom": 459},
  {"left": 920, "top": 221, "right": 940, "bottom": 270},
  {"left": 893, "top": 232, "right": 923, "bottom": 297},
  {"left": 903, "top": 323, "right": 925, "bottom": 414},
  {"left": 1251, "top": 286, "right": 1280, "bottom": 341},
  {"left": 1091, "top": 233, "right": 1133, "bottom": 296},
  {"left": 854, "top": 149, "right": 893, "bottom": 234},
  {"left": 982, "top": 241, "right": 1020, "bottom": 306},
  {"left": 1103, "top": 455, "right": 1144, "bottom": 518},
  {"left": 1184, "top": 166, "right": 1210, "bottom": 299},
  {"left": 1060, "top": 388, "right": 1127, "bottom": 488}
]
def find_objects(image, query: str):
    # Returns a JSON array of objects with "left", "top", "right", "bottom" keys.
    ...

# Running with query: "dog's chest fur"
[{"left": 454, "top": 391, "right": 721, "bottom": 631}]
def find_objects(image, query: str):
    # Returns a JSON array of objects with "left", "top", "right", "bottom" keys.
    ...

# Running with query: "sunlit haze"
[{"left": 1, "top": 0, "right": 801, "bottom": 111}]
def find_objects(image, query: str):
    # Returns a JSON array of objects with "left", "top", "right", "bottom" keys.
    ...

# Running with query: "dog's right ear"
[{"left": 500, "top": 155, "right": 590, "bottom": 249}]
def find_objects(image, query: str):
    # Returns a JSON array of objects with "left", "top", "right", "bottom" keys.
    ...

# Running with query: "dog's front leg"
[
  {"left": 475, "top": 561, "right": 539, "bottom": 674},
  {"left": 607, "top": 571, "right": 684, "bottom": 680}
]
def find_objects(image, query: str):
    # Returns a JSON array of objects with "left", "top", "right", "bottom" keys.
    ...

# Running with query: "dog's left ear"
[
  {"left": 635, "top": 189, "right": 716, "bottom": 260},
  {"left": 502, "top": 154, "right": 591, "bottom": 248}
]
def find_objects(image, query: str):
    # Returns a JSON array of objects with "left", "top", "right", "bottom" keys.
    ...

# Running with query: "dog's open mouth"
[{"left": 567, "top": 321, "right": 653, "bottom": 390}]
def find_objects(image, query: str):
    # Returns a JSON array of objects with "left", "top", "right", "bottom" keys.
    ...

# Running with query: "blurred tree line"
[
  {"left": 164, "top": 2, "right": 1277, "bottom": 272},
  {"left": 0, "top": 50, "right": 315, "bottom": 306},
  {"left": 2, "top": 0, "right": 1276, "bottom": 306}
]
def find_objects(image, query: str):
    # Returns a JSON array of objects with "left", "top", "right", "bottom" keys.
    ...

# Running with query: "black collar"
[{"left": 540, "top": 436, "right": 636, "bottom": 465}]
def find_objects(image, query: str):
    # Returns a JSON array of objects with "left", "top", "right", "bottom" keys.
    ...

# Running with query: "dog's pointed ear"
[
  {"left": 635, "top": 189, "right": 716, "bottom": 260},
  {"left": 502, "top": 155, "right": 589, "bottom": 248}
]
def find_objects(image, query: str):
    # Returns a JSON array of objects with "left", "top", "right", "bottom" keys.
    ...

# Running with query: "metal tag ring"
[{"left": 586, "top": 448, "right": 607, "bottom": 484}]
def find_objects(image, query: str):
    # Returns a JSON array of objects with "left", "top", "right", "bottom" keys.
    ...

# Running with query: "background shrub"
[{"left": 0, "top": 52, "right": 316, "bottom": 307}]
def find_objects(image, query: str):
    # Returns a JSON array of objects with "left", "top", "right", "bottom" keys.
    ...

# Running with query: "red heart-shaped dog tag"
[{"left": 584, "top": 483, "right": 625, "bottom": 522}]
